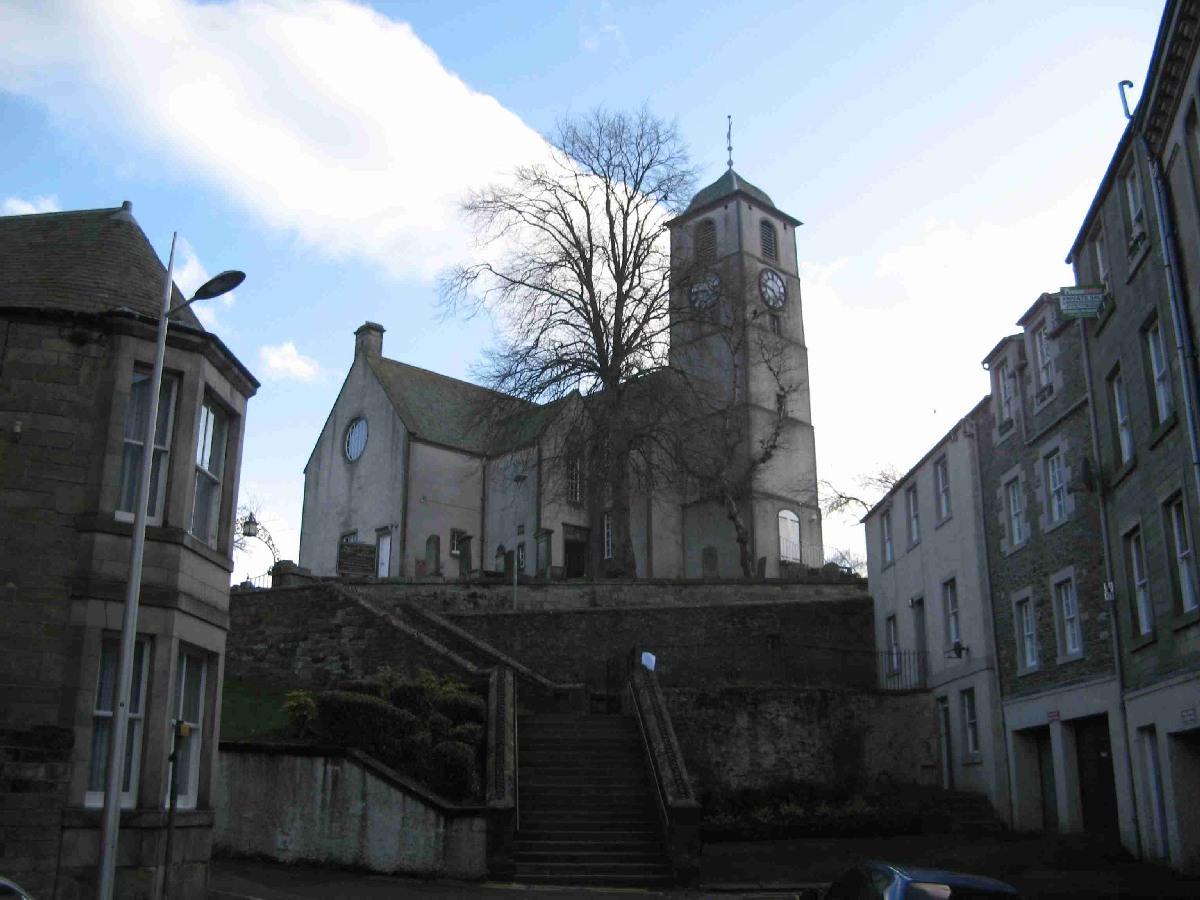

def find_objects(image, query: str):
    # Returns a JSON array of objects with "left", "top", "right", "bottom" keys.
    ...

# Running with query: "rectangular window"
[
  {"left": 1056, "top": 577, "right": 1082, "bottom": 656},
  {"left": 449, "top": 528, "right": 465, "bottom": 557},
  {"left": 517, "top": 541, "right": 526, "bottom": 572},
  {"left": 1111, "top": 370, "right": 1134, "bottom": 464},
  {"left": 1046, "top": 451, "right": 1066, "bottom": 523},
  {"left": 1035, "top": 324, "right": 1054, "bottom": 393},
  {"left": 1017, "top": 597, "right": 1038, "bottom": 668},
  {"left": 1166, "top": 496, "right": 1198, "bottom": 613},
  {"left": 996, "top": 361, "right": 1014, "bottom": 426},
  {"left": 566, "top": 456, "right": 582, "bottom": 503},
  {"left": 881, "top": 510, "right": 894, "bottom": 565},
  {"left": 1006, "top": 478, "right": 1025, "bottom": 545},
  {"left": 944, "top": 578, "right": 960, "bottom": 646},
  {"left": 375, "top": 529, "right": 391, "bottom": 578},
  {"left": 1125, "top": 165, "right": 1145, "bottom": 238},
  {"left": 86, "top": 636, "right": 149, "bottom": 808},
  {"left": 1127, "top": 528, "right": 1154, "bottom": 636},
  {"left": 603, "top": 512, "right": 613, "bottom": 560},
  {"left": 905, "top": 484, "right": 920, "bottom": 546},
  {"left": 768, "top": 313, "right": 781, "bottom": 335},
  {"left": 961, "top": 688, "right": 979, "bottom": 755},
  {"left": 117, "top": 371, "right": 177, "bottom": 523},
  {"left": 886, "top": 615, "right": 900, "bottom": 675},
  {"left": 189, "top": 398, "right": 228, "bottom": 546},
  {"left": 1146, "top": 322, "right": 1173, "bottom": 425},
  {"left": 1094, "top": 228, "right": 1109, "bottom": 286},
  {"left": 934, "top": 456, "right": 951, "bottom": 522},
  {"left": 169, "top": 649, "right": 207, "bottom": 810},
  {"left": 776, "top": 392, "right": 787, "bottom": 418}
]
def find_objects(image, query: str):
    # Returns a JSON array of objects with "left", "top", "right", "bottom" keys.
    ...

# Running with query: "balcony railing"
[
  {"left": 876, "top": 648, "right": 929, "bottom": 692},
  {"left": 779, "top": 538, "right": 825, "bottom": 569}
]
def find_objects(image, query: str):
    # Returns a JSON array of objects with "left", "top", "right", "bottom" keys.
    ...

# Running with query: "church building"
[{"left": 299, "top": 168, "right": 823, "bottom": 579}]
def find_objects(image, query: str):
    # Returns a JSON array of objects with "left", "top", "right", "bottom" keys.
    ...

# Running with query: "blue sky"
[{"left": 1, "top": 0, "right": 1164, "bottom": 576}]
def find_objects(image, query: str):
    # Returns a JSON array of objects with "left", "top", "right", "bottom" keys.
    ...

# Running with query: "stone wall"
[{"left": 665, "top": 686, "right": 939, "bottom": 795}]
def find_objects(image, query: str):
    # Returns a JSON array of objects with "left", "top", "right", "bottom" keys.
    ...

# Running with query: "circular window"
[{"left": 345, "top": 417, "right": 368, "bottom": 461}]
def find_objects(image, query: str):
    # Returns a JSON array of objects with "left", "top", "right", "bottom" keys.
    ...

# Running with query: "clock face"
[
  {"left": 688, "top": 273, "right": 720, "bottom": 309},
  {"left": 759, "top": 268, "right": 786, "bottom": 309}
]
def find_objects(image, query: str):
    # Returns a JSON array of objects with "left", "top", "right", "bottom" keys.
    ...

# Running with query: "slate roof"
[
  {"left": 0, "top": 203, "right": 203, "bottom": 329},
  {"left": 368, "top": 356, "right": 546, "bottom": 454},
  {"left": 686, "top": 168, "right": 775, "bottom": 212}
]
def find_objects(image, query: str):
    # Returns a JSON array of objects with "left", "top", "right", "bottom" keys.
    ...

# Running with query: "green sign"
[{"left": 1059, "top": 286, "right": 1106, "bottom": 319}]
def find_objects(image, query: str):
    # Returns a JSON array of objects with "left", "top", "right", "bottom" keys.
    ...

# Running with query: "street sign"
[{"left": 1060, "top": 286, "right": 1106, "bottom": 318}]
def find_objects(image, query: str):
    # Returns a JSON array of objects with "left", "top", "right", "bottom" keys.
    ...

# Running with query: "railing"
[
  {"left": 875, "top": 648, "right": 929, "bottom": 692},
  {"left": 779, "top": 538, "right": 825, "bottom": 569},
  {"left": 234, "top": 570, "right": 272, "bottom": 589},
  {"left": 485, "top": 667, "right": 516, "bottom": 879}
]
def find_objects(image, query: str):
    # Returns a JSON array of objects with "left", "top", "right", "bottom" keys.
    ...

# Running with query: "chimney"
[{"left": 355, "top": 322, "right": 385, "bottom": 360}]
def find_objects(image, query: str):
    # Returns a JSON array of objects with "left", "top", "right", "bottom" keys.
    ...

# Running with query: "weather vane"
[{"left": 726, "top": 115, "right": 733, "bottom": 169}]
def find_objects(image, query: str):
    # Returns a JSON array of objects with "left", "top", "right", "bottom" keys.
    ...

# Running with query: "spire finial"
[{"left": 726, "top": 115, "right": 733, "bottom": 169}]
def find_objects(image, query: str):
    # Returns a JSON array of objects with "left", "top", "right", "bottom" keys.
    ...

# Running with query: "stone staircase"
[
  {"left": 928, "top": 790, "right": 1008, "bottom": 834},
  {"left": 514, "top": 712, "right": 673, "bottom": 887}
]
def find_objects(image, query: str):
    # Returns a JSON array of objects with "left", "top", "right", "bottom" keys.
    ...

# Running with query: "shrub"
[
  {"left": 282, "top": 690, "right": 317, "bottom": 732},
  {"left": 437, "top": 692, "right": 486, "bottom": 726},
  {"left": 428, "top": 711, "right": 452, "bottom": 744},
  {"left": 450, "top": 722, "right": 484, "bottom": 746},
  {"left": 335, "top": 679, "right": 382, "bottom": 697},
  {"left": 433, "top": 740, "right": 480, "bottom": 801},
  {"left": 315, "top": 691, "right": 411, "bottom": 771},
  {"left": 385, "top": 683, "right": 433, "bottom": 716}
]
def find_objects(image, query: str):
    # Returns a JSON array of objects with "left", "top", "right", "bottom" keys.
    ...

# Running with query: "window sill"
[
  {"left": 1110, "top": 457, "right": 1137, "bottom": 490},
  {"left": 1043, "top": 515, "right": 1070, "bottom": 535},
  {"left": 1170, "top": 606, "right": 1200, "bottom": 631},
  {"left": 1055, "top": 651, "right": 1085, "bottom": 667},
  {"left": 1129, "top": 630, "right": 1157, "bottom": 652},
  {"left": 961, "top": 751, "right": 984, "bottom": 767},
  {"left": 1093, "top": 296, "right": 1117, "bottom": 337},
  {"left": 994, "top": 421, "right": 1018, "bottom": 447},
  {"left": 1126, "top": 238, "right": 1151, "bottom": 281},
  {"left": 1149, "top": 410, "right": 1179, "bottom": 450},
  {"left": 62, "top": 807, "right": 215, "bottom": 828},
  {"left": 1002, "top": 539, "right": 1029, "bottom": 558},
  {"left": 935, "top": 514, "right": 953, "bottom": 531},
  {"left": 907, "top": 539, "right": 921, "bottom": 551},
  {"left": 79, "top": 514, "right": 234, "bottom": 572},
  {"left": 1016, "top": 664, "right": 1040, "bottom": 678}
]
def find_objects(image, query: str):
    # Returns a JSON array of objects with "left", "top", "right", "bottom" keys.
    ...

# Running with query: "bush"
[
  {"left": 450, "top": 722, "right": 484, "bottom": 746},
  {"left": 437, "top": 692, "right": 486, "bottom": 726},
  {"left": 385, "top": 683, "right": 433, "bottom": 717},
  {"left": 433, "top": 740, "right": 480, "bottom": 801},
  {"left": 282, "top": 690, "right": 317, "bottom": 732},
  {"left": 335, "top": 679, "right": 382, "bottom": 697},
  {"left": 428, "top": 711, "right": 453, "bottom": 744},
  {"left": 315, "top": 691, "right": 412, "bottom": 772}
]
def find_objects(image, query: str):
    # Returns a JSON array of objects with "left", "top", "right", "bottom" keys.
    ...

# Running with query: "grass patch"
[{"left": 221, "top": 681, "right": 292, "bottom": 740}]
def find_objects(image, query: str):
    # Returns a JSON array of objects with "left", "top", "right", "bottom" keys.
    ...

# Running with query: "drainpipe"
[
  {"left": 400, "top": 429, "right": 412, "bottom": 576},
  {"left": 1137, "top": 133, "right": 1200, "bottom": 505},
  {"left": 1079, "top": 317, "right": 1141, "bottom": 855}
]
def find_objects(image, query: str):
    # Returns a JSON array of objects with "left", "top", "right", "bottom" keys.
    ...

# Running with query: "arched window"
[
  {"left": 695, "top": 219, "right": 716, "bottom": 263},
  {"left": 760, "top": 219, "right": 778, "bottom": 261},
  {"left": 778, "top": 509, "right": 800, "bottom": 562}
]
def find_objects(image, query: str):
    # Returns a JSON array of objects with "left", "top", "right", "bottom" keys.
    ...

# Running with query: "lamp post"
[{"left": 97, "top": 234, "right": 243, "bottom": 900}]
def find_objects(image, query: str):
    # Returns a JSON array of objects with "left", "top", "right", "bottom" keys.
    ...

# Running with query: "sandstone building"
[{"left": 0, "top": 204, "right": 257, "bottom": 897}]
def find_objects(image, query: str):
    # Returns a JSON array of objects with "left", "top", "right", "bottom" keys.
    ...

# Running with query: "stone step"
[
  {"left": 517, "top": 828, "right": 660, "bottom": 842},
  {"left": 519, "top": 811, "right": 659, "bottom": 825},
  {"left": 514, "top": 848, "right": 666, "bottom": 864},
  {"left": 511, "top": 862, "right": 674, "bottom": 886}
]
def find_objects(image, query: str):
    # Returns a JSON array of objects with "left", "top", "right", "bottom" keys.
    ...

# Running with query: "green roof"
[
  {"left": 686, "top": 168, "right": 775, "bottom": 212},
  {"left": 0, "top": 203, "right": 203, "bottom": 328}
]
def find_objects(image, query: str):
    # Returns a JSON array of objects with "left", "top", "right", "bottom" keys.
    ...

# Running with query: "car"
[
  {"left": 0, "top": 876, "right": 35, "bottom": 899},
  {"left": 824, "top": 861, "right": 1022, "bottom": 899}
]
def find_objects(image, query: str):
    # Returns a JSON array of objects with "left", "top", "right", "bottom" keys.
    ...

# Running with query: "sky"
[{"left": 0, "top": 0, "right": 1165, "bottom": 579}]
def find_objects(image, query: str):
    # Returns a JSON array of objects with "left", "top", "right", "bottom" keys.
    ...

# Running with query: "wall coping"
[{"left": 218, "top": 740, "right": 485, "bottom": 817}]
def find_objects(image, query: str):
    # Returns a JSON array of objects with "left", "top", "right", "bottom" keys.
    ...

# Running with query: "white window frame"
[
  {"left": 1167, "top": 497, "right": 1198, "bottom": 613},
  {"left": 1125, "top": 165, "right": 1145, "bottom": 238},
  {"left": 189, "top": 397, "right": 228, "bottom": 547},
  {"left": 516, "top": 541, "right": 526, "bottom": 572},
  {"left": 934, "top": 456, "right": 951, "bottom": 522},
  {"left": 1035, "top": 324, "right": 1053, "bottom": 391},
  {"left": 1128, "top": 528, "right": 1154, "bottom": 636},
  {"left": 603, "top": 512, "right": 613, "bottom": 560},
  {"left": 116, "top": 371, "right": 177, "bottom": 525},
  {"left": 168, "top": 648, "right": 208, "bottom": 811},
  {"left": 1055, "top": 577, "right": 1082, "bottom": 656},
  {"left": 449, "top": 528, "right": 465, "bottom": 558},
  {"left": 566, "top": 456, "right": 582, "bottom": 503},
  {"left": 1046, "top": 451, "right": 1066, "bottom": 523},
  {"left": 996, "top": 361, "right": 1014, "bottom": 425},
  {"left": 1146, "top": 322, "right": 1173, "bottom": 424},
  {"left": 1017, "top": 597, "right": 1038, "bottom": 669},
  {"left": 961, "top": 688, "right": 979, "bottom": 755},
  {"left": 1094, "top": 227, "right": 1109, "bottom": 286},
  {"left": 886, "top": 615, "right": 900, "bottom": 675},
  {"left": 778, "top": 509, "right": 801, "bottom": 563},
  {"left": 905, "top": 484, "right": 920, "bottom": 546},
  {"left": 944, "top": 578, "right": 960, "bottom": 647},
  {"left": 1112, "top": 371, "right": 1134, "bottom": 464},
  {"left": 881, "top": 510, "right": 894, "bottom": 565},
  {"left": 86, "top": 636, "right": 149, "bottom": 809},
  {"left": 375, "top": 529, "right": 392, "bottom": 578},
  {"left": 1006, "top": 478, "right": 1025, "bottom": 545}
]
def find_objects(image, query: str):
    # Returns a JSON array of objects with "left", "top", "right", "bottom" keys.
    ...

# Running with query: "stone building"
[
  {"left": 1065, "top": 0, "right": 1200, "bottom": 868},
  {"left": 0, "top": 203, "right": 257, "bottom": 897},
  {"left": 863, "top": 402, "right": 1010, "bottom": 820},
  {"left": 976, "top": 302, "right": 1132, "bottom": 848},
  {"left": 300, "top": 168, "right": 823, "bottom": 580}
]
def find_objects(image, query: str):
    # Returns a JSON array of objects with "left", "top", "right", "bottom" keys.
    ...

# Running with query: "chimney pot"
[{"left": 355, "top": 322, "right": 385, "bottom": 360}]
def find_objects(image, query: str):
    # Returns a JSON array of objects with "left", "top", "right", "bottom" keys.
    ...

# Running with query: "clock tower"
[{"left": 666, "top": 167, "right": 822, "bottom": 577}]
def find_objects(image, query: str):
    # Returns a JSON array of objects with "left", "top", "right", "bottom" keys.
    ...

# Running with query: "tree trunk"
[
  {"left": 606, "top": 437, "right": 637, "bottom": 578},
  {"left": 722, "top": 486, "right": 755, "bottom": 578}
]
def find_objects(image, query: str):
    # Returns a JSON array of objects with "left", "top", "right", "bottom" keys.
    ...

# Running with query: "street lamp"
[{"left": 98, "top": 234, "right": 243, "bottom": 900}]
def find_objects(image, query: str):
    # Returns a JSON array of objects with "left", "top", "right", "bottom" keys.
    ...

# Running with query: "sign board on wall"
[
  {"left": 337, "top": 541, "right": 377, "bottom": 578},
  {"left": 1048, "top": 710, "right": 1061, "bottom": 722},
  {"left": 1059, "top": 286, "right": 1106, "bottom": 319},
  {"left": 1184, "top": 706, "right": 1197, "bottom": 728}
]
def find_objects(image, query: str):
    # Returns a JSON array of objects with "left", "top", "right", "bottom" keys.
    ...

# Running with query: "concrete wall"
[
  {"left": 666, "top": 686, "right": 938, "bottom": 794},
  {"left": 215, "top": 746, "right": 486, "bottom": 879},
  {"left": 406, "top": 441, "right": 483, "bottom": 576},
  {"left": 300, "top": 352, "right": 407, "bottom": 577}
]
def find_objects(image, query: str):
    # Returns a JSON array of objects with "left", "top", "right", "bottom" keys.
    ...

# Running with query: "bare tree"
[
  {"left": 824, "top": 546, "right": 867, "bottom": 576},
  {"left": 441, "top": 107, "right": 696, "bottom": 576},
  {"left": 819, "top": 464, "right": 901, "bottom": 521}
]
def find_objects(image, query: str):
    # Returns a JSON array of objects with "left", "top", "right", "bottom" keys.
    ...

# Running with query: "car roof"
[{"left": 866, "top": 861, "right": 1021, "bottom": 893}]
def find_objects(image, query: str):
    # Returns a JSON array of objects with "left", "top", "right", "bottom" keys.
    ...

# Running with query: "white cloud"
[
  {"left": 580, "top": 2, "right": 625, "bottom": 54},
  {"left": 2, "top": 195, "right": 61, "bottom": 215},
  {"left": 259, "top": 341, "right": 322, "bottom": 382},
  {"left": 170, "top": 236, "right": 237, "bottom": 332},
  {"left": 0, "top": 0, "right": 549, "bottom": 282}
]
